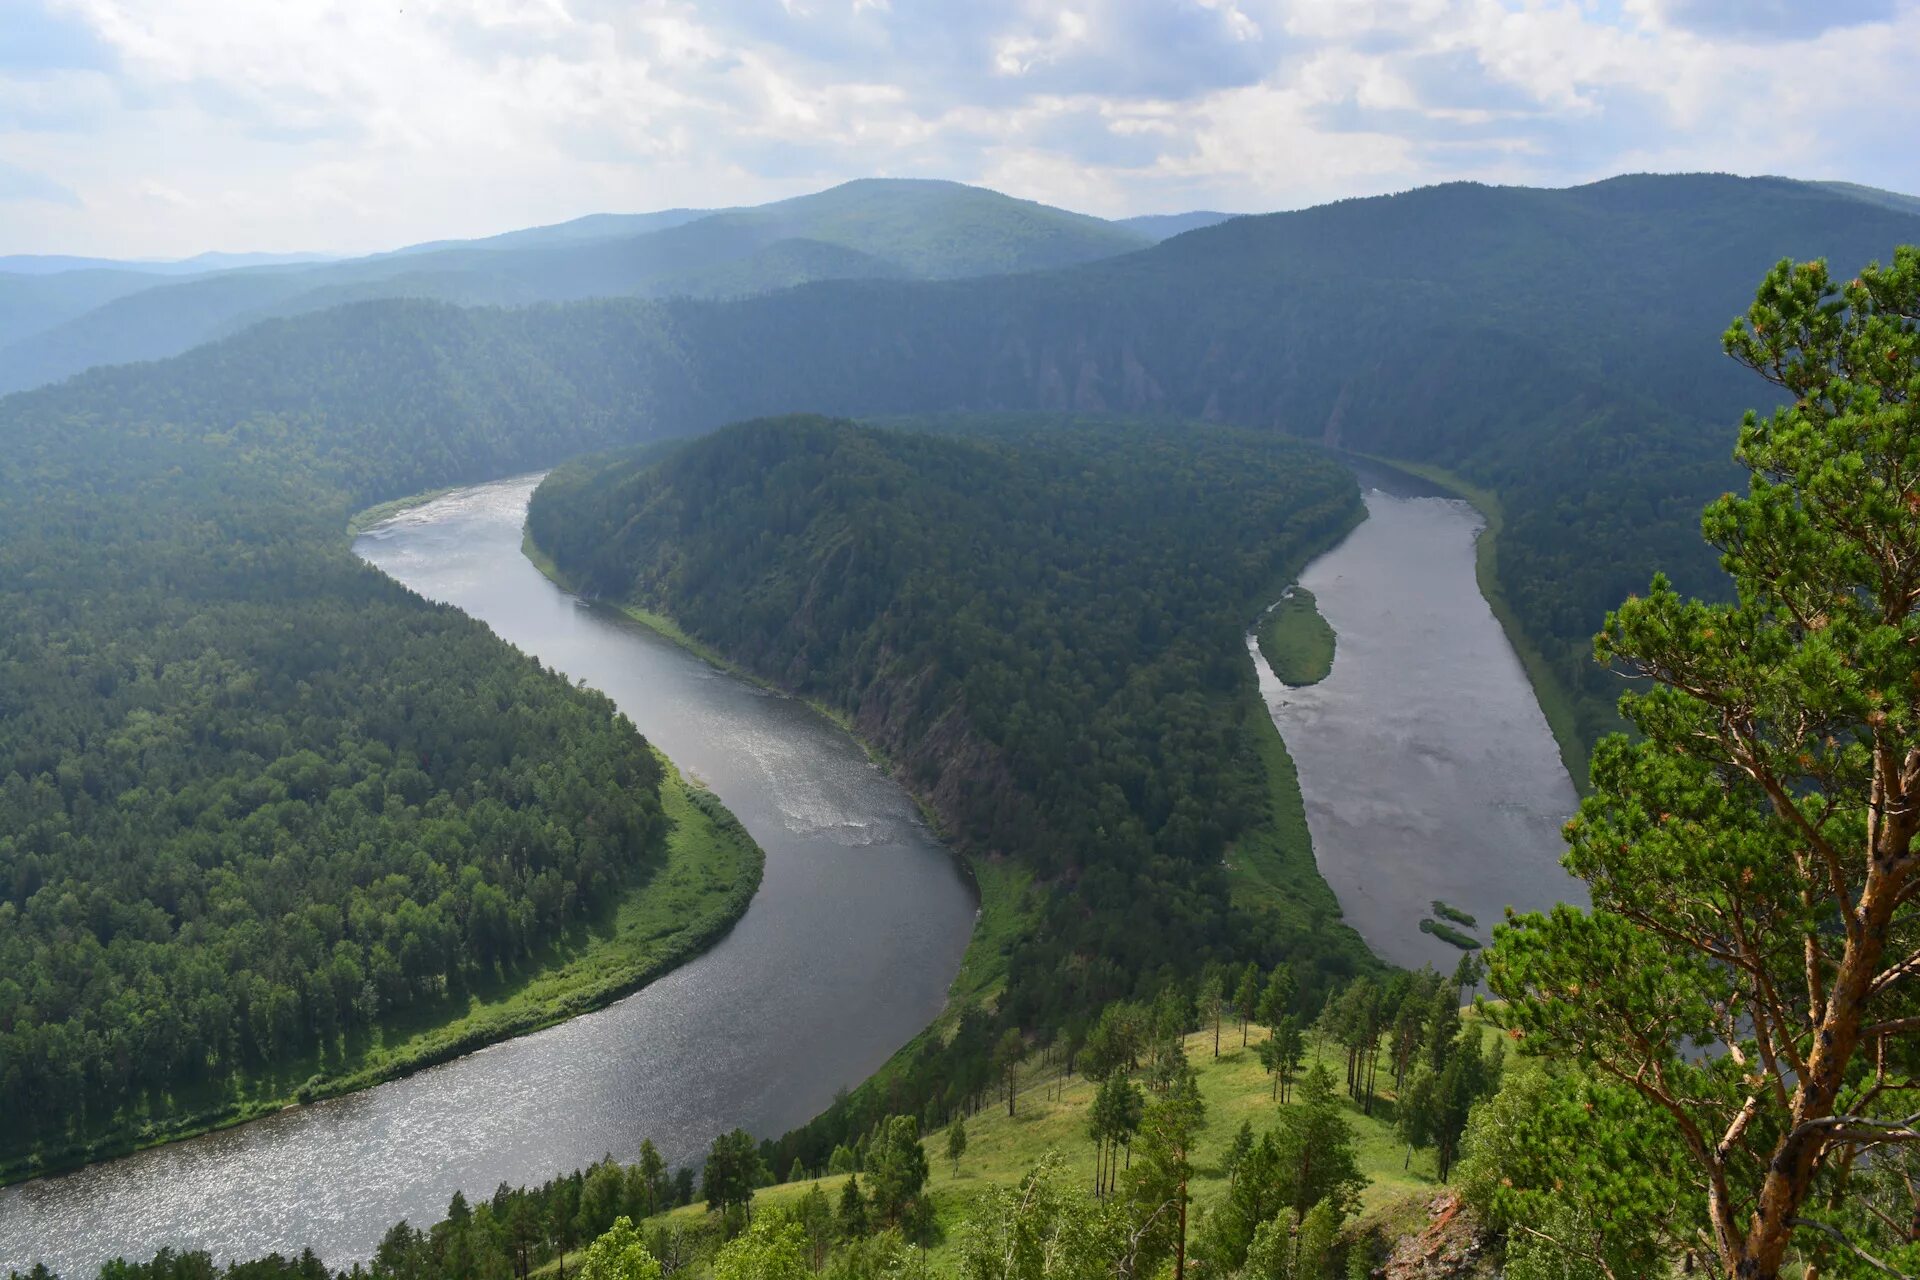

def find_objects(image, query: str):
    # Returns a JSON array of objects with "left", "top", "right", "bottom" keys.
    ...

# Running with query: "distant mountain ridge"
[{"left": 0, "top": 179, "right": 1200, "bottom": 395}]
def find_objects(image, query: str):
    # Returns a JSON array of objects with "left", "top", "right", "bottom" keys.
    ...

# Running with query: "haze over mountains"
[{"left": 0, "top": 180, "right": 1234, "bottom": 397}]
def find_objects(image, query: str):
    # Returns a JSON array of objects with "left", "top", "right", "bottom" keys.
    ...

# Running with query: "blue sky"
[{"left": 0, "top": 0, "right": 1914, "bottom": 257}]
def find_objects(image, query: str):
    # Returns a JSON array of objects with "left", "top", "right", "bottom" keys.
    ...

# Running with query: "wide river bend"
[
  {"left": 1253, "top": 471, "right": 1586, "bottom": 970},
  {"left": 0, "top": 476, "right": 976, "bottom": 1277}
]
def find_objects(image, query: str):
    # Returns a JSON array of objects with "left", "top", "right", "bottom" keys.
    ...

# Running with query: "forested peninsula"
[{"left": 525, "top": 414, "right": 1376, "bottom": 1171}]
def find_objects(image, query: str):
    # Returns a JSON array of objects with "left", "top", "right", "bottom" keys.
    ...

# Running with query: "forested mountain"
[
  {"left": 531, "top": 415, "right": 1365, "bottom": 973},
  {"left": 0, "top": 180, "right": 1153, "bottom": 396},
  {"left": 527, "top": 415, "right": 1375, "bottom": 1164},
  {"left": 1115, "top": 211, "right": 1237, "bottom": 238}
]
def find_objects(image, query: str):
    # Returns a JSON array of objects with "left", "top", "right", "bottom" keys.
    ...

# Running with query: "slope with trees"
[
  {"left": 527, "top": 414, "right": 1375, "bottom": 1037},
  {"left": 0, "top": 302, "right": 762, "bottom": 1179}
]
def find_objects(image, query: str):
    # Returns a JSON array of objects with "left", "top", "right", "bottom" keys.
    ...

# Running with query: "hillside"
[
  {"left": 0, "top": 179, "right": 1152, "bottom": 396},
  {"left": 527, "top": 415, "right": 1371, "bottom": 996}
]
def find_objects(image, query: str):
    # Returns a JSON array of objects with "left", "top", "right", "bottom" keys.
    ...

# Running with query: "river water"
[
  {"left": 1253, "top": 474, "right": 1586, "bottom": 971},
  {"left": 0, "top": 475, "right": 976, "bottom": 1278}
]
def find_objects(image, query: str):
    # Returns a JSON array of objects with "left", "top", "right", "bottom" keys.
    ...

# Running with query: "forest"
[
  {"left": 527, "top": 415, "right": 1377, "bottom": 1163},
  {"left": 0, "top": 305, "right": 747, "bottom": 1177}
]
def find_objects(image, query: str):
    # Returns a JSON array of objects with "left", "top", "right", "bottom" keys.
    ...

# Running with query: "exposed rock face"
[{"left": 1380, "top": 1195, "right": 1491, "bottom": 1280}]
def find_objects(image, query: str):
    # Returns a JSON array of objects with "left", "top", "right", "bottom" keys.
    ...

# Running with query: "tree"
[
  {"left": 1262, "top": 1016, "right": 1304, "bottom": 1103},
  {"left": 1200, "top": 969, "right": 1227, "bottom": 1059},
  {"left": 576, "top": 1217, "right": 662, "bottom": 1280},
  {"left": 995, "top": 1029, "right": 1025, "bottom": 1117},
  {"left": 865, "top": 1116, "right": 930, "bottom": 1231},
  {"left": 628, "top": 1140, "right": 668, "bottom": 1220},
  {"left": 1223, "top": 1120, "right": 1256, "bottom": 1188},
  {"left": 1242, "top": 1198, "right": 1338, "bottom": 1280},
  {"left": 1200, "top": 1131, "right": 1286, "bottom": 1271},
  {"left": 947, "top": 1116, "right": 968, "bottom": 1175},
  {"left": 712, "top": 1219, "right": 810, "bottom": 1280},
  {"left": 1396, "top": 1064, "right": 1436, "bottom": 1172},
  {"left": 836, "top": 1173, "right": 870, "bottom": 1241},
  {"left": 793, "top": 1183, "right": 836, "bottom": 1271},
  {"left": 702, "top": 1128, "right": 766, "bottom": 1231},
  {"left": 1272, "top": 1062, "right": 1367, "bottom": 1226},
  {"left": 1086, "top": 1071, "right": 1144, "bottom": 1199},
  {"left": 1490, "top": 247, "right": 1920, "bottom": 1278},
  {"left": 1234, "top": 964, "right": 1262, "bottom": 1047},
  {"left": 957, "top": 1154, "right": 1131, "bottom": 1280},
  {"left": 1450, "top": 952, "right": 1483, "bottom": 1005},
  {"left": 1129, "top": 1066, "right": 1206, "bottom": 1280},
  {"left": 1257, "top": 966, "right": 1296, "bottom": 1039}
]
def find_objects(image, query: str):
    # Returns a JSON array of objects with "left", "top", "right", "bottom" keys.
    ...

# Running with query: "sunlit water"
[
  {"left": 0, "top": 475, "right": 975, "bottom": 1277},
  {"left": 1253, "top": 476, "right": 1586, "bottom": 971}
]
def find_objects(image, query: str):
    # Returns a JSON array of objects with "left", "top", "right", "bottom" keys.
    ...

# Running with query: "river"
[
  {"left": 0, "top": 475, "right": 976, "bottom": 1278},
  {"left": 1253, "top": 471, "right": 1586, "bottom": 971}
]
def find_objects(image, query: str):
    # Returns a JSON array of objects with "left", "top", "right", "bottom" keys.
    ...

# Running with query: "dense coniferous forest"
[
  {"left": 0, "top": 310, "right": 746, "bottom": 1176},
  {"left": 527, "top": 415, "right": 1377, "bottom": 1165}
]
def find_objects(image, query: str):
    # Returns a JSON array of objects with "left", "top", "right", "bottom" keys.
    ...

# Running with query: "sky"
[{"left": 0, "top": 0, "right": 1915, "bottom": 258}]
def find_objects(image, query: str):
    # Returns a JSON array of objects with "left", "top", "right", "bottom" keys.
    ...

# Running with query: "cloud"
[
  {"left": 0, "top": 0, "right": 1914, "bottom": 256},
  {"left": 0, "top": 156, "right": 78, "bottom": 203}
]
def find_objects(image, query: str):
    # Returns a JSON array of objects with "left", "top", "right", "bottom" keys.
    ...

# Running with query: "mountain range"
[{"left": 0, "top": 180, "right": 1233, "bottom": 396}]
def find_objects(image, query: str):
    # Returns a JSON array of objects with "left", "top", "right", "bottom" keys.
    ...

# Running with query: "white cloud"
[{"left": 0, "top": 0, "right": 1914, "bottom": 255}]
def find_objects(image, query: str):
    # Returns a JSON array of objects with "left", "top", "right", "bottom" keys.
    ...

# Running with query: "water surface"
[
  {"left": 0, "top": 476, "right": 975, "bottom": 1277},
  {"left": 1255, "top": 476, "right": 1585, "bottom": 970}
]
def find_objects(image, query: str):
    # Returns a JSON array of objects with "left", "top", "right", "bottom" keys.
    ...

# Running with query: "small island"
[{"left": 1257, "top": 586, "right": 1337, "bottom": 686}]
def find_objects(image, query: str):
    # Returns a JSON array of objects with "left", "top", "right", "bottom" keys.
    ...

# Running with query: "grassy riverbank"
[
  {"left": 1355, "top": 455, "right": 1592, "bottom": 791},
  {"left": 1256, "top": 587, "right": 1336, "bottom": 686},
  {"left": 0, "top": 762, "right": 763, "bottom": 1188}
]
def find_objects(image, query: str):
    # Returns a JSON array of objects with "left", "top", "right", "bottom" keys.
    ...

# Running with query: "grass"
[
  {"left": 1224, "top": 695, "right": 1370, "bottom": 962},
  {"left": 611, "top": 1027, "right": 1442, "bottom": 1273},
  {"left": 1, "top": 760, "right": 763, "bottom": 1187},
  {"left": 1419, "top": 919, "right": 1482, "bottom": 951},
  {"left": 1353, "top": 454, "right": 1591, "bottom": 792},
  {"left": 345, "top": 483, "right": 467, "bottom": 534},
  {"left": 1431, "top": 900, "right": 1478, "bottom": 929},
  {"left": 1256, "top": 587, "right": 1336, "bottom": 686}
]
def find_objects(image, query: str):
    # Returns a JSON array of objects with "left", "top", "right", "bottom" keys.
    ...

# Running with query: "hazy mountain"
[
  {"left": 1811, "top": 179, "right": 1920, "bottom": 218},
  {"left": 1116, "top": 211, "right": 1238, "bottom": 239},
  {"left": 0, "top": 179, "right": 1151, "bottom": 395},
  {"left": 0, "top": 250, "right": 332, "bottom": 275}
]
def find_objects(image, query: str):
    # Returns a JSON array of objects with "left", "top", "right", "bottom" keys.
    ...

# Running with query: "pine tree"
[{"left": 1491, "top": 247, "right": 1920, "bottom": 1275}]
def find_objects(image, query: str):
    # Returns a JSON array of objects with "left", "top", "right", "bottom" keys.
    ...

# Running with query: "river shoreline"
[
  {"left": 1253, "top": 479, "right": 1585, "bottom": 971},
  {"left": 0, "top": 765, "right": 762, "bottom": 1189},
  {"left": 0, "top": 478, "right": 975, "bottom": 1277}
]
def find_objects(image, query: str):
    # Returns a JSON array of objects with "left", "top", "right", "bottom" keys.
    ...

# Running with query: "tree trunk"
[{"left": 1174, "top": 1177, "right": 1189, "bottom": 1280}]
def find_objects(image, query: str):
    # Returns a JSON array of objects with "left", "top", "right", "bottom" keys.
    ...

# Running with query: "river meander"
[
  {"left": 1253, "top": 471, "right": 1587, "bottom": 971},
  {"left": 0, "top": 475, "right": 976, "bottom": 1277}
]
